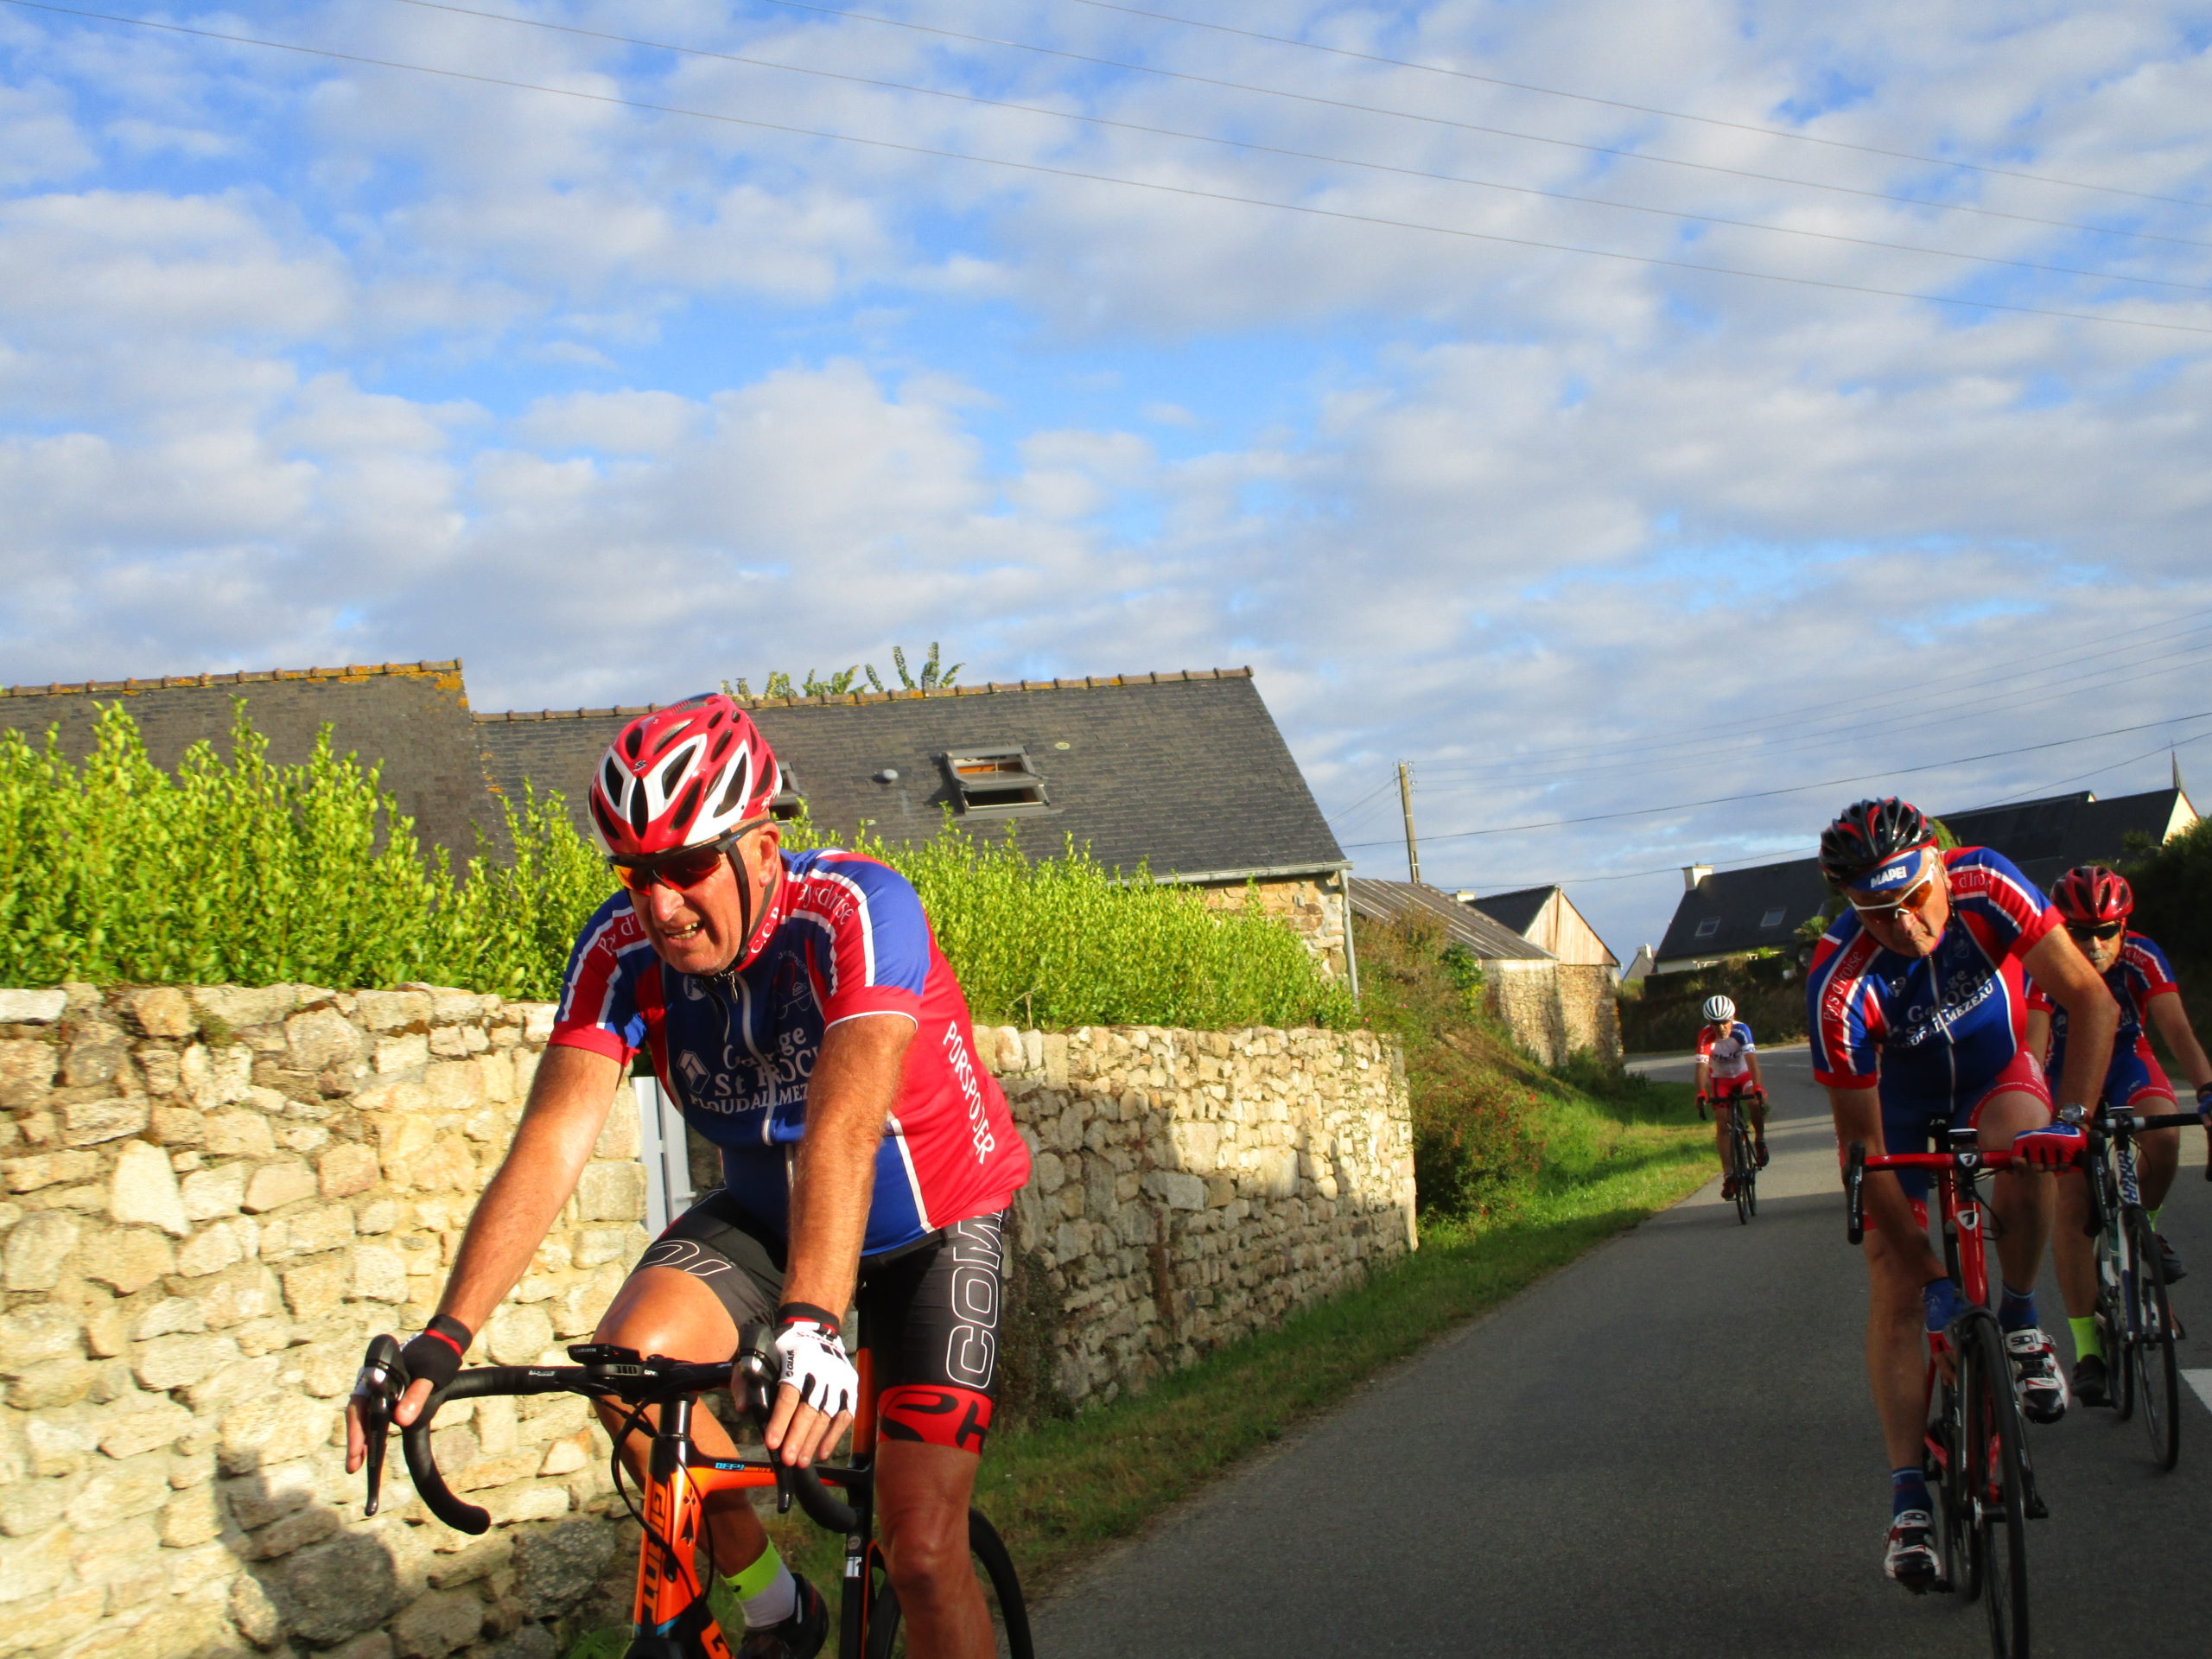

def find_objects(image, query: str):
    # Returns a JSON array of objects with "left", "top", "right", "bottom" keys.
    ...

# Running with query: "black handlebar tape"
[
  {"left": 401, "top": 1368, "right": 575, "bottom": 1535},
  {"left": 786, "top": 1464, "right": 861, "bottom": 1534}
]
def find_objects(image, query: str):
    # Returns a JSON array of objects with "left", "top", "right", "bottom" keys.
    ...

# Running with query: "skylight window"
[
  {"left": 1759, "top": 906, "right": 1787, "bottom": 929},
  {"left": 943, "top": 744, "right": 1050, "bottom": 815},
  {"left": 1694, "top": 917, "right": 1720, "bottom": 939}
]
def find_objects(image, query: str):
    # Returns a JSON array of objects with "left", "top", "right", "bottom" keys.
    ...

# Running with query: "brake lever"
[
  {"left": 733, "top": 1322, "right": 793, "bottom": 1513},
  {"left": 353, "top": 1334, "right": 404, "bottom": 1516}
]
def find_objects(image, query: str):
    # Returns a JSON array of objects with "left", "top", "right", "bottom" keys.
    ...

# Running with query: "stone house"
[
  {"left": 1346, "top": 878, "right": 1623, "bottom": 1065},
  {"left": 3, "top": 662, "right": 1354, "bottom": 983}
]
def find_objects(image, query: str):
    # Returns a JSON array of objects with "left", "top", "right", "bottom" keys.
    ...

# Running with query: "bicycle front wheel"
[
  {"left": 2125, "top": 1207, "right": 2181, "bottom": 1471},
  {"left": 867, "top": 1510, "right": 1033, "bottom": 1659},
  {"left": 1730, "top": 1122, "right": 1750, "bottom": 1224},
  {"left": 1960, "top": 1311, "right": 2031, "bottom": 1658}
]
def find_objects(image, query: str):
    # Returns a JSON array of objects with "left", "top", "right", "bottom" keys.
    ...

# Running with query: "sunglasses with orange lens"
[
  {"left": 1847, "top": 872, "right": 1942, "bottom": 921},
  {"left": 607, "top": 820, "right": 767, "bottom": 895}
]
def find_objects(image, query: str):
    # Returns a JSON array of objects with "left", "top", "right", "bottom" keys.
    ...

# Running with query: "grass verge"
[{"left": 573, "top": 1075, "right": 1714, "bottom": 1656}]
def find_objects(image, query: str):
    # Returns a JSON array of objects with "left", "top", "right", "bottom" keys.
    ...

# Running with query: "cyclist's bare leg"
[
  {"left": 2136, "top": 1122, "right": 2182, "bottom": 1211},
  {"left": 1978, "top": 1089, "right": 2056, "bottom": 1297},
  {"left": 2052, "top": 1167, "right": 2097, "bottom": 1320},
  {"left": 1864, "top": 1217, "right": 1938, "bottom": 1470},
  {"left": 592, "top": 1267, "right": 770, "bottom": 1573},
  {"left": 1713, "top": 1103, "right": 1735, "bottom": 1175},
  {"left": 876, "top": 1440, "right": 992, "bottom": 1659}
]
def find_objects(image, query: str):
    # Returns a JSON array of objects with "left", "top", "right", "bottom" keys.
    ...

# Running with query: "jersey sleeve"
[
  {"left": 1948, "top": 847, "right": 2061, "bottom": 958},
  {"left": 801, "top": 854, "right": 932, "bottom": 1027},
  {"left": 1734, "top": 1022, "right": 1757, "bottom": 1052},
  {"left": 549, "top": 893, "right": 652, "bottom": 1062},
  {"left": 1807, "top": 931, "right": 1880, "bottom": 1089},
  {"left": 1694, "top": 1026, "right": 1715, "bottom": 1060},
  {"left": 2025, "top": 977, "right": 2054, "bottom": 1014},
  {"left": 2126, "top": 935, "right": 2182, "bottom": 1001}
]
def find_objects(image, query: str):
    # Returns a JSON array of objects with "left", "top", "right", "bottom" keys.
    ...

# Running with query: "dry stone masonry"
[{"left": 0, "top": 988, "right": 1414, "bottom": 1659}]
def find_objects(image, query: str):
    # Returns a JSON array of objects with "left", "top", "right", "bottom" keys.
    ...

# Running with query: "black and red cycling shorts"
[{"left": 634, "top": 1191, "right": 1007, "bottom": 1454}]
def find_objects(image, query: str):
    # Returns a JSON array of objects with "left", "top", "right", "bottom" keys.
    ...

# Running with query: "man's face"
[
  {"left": 1849, "top": 848, "right": 1950, "bottom": 961},
  {"left": 632, "top": 824, "right": 781, "bottom": 976},
  {"left": 2068, "top": 919, "right": 2126, "bottom": 974}
]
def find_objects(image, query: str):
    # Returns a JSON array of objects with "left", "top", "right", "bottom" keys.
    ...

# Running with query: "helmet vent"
[
  {"left": 712, "top": 752, "right": 754, "bottom": 823},
  {"left": 626, "top": 779, "right": 652, "bottom": 838},
  {"left": 672, "top": 779, "right": 704, "bottom": 834}
]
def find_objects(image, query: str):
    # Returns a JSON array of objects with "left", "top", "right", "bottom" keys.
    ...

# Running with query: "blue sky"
[{"left": 4, "top": 0, "right": 2212, "bottom": 956}]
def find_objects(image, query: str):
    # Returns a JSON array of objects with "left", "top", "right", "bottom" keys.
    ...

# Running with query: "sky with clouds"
[{"left": 4, "top": 0, "right": 2211, "bottom": 956}]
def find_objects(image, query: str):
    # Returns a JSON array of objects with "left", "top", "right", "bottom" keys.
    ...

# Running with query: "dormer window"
[
  {"left": 943, "top": 744, "right": 1050, "bottom": 815},
  {"left": 770, "top": 764, "right": 805, "bottom": 820}
]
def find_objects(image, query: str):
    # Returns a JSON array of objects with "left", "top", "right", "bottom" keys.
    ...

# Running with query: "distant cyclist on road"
[
  {"left": 1694, "top": 994, "right": 1768, "bottom": 1198},
  {"left": 1806, "top": 798, "right": 2117, "bottom": 1593},
  {"left": 2026, "top": 864, "right": 2212, "bottom": 1406}
]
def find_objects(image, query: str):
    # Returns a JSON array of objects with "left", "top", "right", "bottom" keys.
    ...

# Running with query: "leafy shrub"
[
  {"left": 1616, "top": 950, "right": 1808, "bottom": 1054},
  {"left": 1353, "top": 912, "right": 1543, "bottom": 1219},
  {"left": 0, "top": 701, "right": 1350, "bottom": 1031}
]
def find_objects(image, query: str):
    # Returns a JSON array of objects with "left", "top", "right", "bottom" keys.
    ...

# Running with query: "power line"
[
  {"left": 1060, "top": 0, "right": 2212, "bottom": 213},
  {"left": 1413, "top": 632, "right": 2212, "bottom": 798},
  {"left": 375, "top": 0, "right": 2212, "bottom": 298},
  {"left": 1414, "top": 604, "right": 2212, "bottom": 779},
  {"left": 11, "top": 2, "right": 2207, "bottom": 340},
  {"left": 738, "top": 0, "right": 2212, "bottom": 253},
  {"left": 1338, "top": 708, "right": 2212, "bottom": 849}
]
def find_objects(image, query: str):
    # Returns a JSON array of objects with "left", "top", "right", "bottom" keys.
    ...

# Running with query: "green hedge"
[{"left": 0, "top": 702, "right": 1350, "bottom": 1031}]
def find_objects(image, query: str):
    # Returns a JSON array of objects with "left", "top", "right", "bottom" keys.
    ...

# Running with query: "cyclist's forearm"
[
  {"left": 436, "top": 1045, "right": 620, "bottom": 1334},
  {"left": 2050, "top": 995, "right": 2118, "bottom": 1111},
  {"left": 783, "top": 1014, "right": 912, "bottom": 1319}
]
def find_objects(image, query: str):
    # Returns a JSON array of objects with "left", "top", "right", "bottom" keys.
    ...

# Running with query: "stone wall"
[
  {"left": 0, "top": 984, "right": 650, "bottom": 1659},
  {"left": 1483, "top": 962, "right": 1622, "bottom": 1067},
  {"left": 979, "top": 1024, "right": 1415, "bottom": 1408},
  {"left": 1193, "top": 876, "right": 1352, "bottom": 981},
  {"left": 0, "top": 988, "right": 1414, "bottom": 1659}
]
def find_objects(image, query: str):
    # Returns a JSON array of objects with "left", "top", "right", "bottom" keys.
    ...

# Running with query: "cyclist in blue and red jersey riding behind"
[
  {"left": 2026, "top": 864, "right": 2212, "bottom": 1406},
  {"left": 1694, "top": 994, "right": 1768, "bottom": 1198},
  {"left": 1806, "top": 798, "right": 2117, "bottom": 1594},
  {"left": 347, "top": 693, "right": 1029, "bottom": 1659}
]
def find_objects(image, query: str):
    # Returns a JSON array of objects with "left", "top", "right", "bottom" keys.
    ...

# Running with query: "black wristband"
[
  {"left": 775, "top": 1302, "right": 842, "bottom": 1339},
  {"left": 398, "top": 1315, "right": 473, "bottom": 1393},
  {"left": 427, "top": 1313, "right": 474, "bottom": 1351}
]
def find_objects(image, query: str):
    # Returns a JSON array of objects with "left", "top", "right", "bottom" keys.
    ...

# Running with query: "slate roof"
[
  {"left": 477, "top": 670, "right": 1347, "bottom": 884},
  {"left": 1348, "top": 879, "right": 1554, "bottom": 961},
  {"left": 1467, "top": 885, "right": 1554, "bottom": 937},
  {"left": 0, "top": 661, "right": 499, "bottom": 864},
  {"left": 1654, "top": 786, "right": 2197, "bottom": 966}
]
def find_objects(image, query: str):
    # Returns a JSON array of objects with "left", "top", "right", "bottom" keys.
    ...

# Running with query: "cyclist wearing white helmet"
[{"left": 1695, "top": 994, "right": 1768, "bottom": 1196}]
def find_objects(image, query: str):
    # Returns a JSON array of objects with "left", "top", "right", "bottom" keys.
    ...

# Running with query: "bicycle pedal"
[{"left": 2026, "top": 1491, "right": 2050, "bottom": 1521}]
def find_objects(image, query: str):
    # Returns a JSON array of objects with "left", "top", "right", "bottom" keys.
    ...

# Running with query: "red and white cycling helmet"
[
  {"left": 2050, "top": 864, "right": 2133, "bottom": 928},
  {"left": 587, "top": 694, "right": 779, "bottom": 857}
]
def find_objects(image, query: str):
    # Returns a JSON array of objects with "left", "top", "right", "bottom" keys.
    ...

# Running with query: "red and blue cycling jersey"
[
  {"left": 2027, "top": 931, "right": 2180, "bottom": 1101},
  {"left": 550, "top": 846, "right": 1030, "bottom": 1256},
  {"left": 1807, "top": 846, "right": 2061, "bottom": 1103}
]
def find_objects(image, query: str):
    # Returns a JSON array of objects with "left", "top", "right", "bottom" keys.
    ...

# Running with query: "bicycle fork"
[{"left": 629, "top": 1398, "right": 734, "bottom": 1659}]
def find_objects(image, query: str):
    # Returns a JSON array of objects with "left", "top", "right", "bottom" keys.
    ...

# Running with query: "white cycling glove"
[{"left": 772, "top": 1308, "right": 857, "bottom": 1420}]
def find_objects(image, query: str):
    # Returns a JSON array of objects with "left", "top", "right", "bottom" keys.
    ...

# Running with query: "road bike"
[
  {"left": 354, "top": 1324, "right": 1033, "bottom": 1659},
  {"left": 2078, "top": 1106, "right": 2198, "bottom": 1469},
  {"left": 1719, "top": 1088, "right": 1764, "bottom": 1224},
  {"left": 1847, "top": 1131, "right": 2047, "bottom": 1659}
]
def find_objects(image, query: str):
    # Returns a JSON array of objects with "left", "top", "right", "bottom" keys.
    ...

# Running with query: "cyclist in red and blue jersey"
[
  {"left": 347, "top": 694, "right": 1027, "bottom": 1659},
  {"left": 2026, "top": 864, "right": 2212, "bottom": 1405},
  {"left": 1694, "top": 994, "right": 1768, "bottom": 1198},
  {"left": 1807, "top": 798, "right": 2117, "bottom": 1594}
]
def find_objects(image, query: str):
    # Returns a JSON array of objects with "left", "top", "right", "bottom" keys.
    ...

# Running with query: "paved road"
[{"left": 1033, "top": 1046, "right": 2212, "bottom": 1656}]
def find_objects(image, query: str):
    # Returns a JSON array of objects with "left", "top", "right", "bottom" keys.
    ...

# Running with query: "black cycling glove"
[{"left": 397, "top": 1314, "right": 474, "bottom": 1394}]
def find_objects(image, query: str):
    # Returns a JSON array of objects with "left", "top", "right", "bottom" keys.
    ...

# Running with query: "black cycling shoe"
[
  {"left": 1721, "top": 1173, "right": 1739, "bottom": 1200},
  {"left": 2157, "top": 1230, "right": 2187, "bottom": 1284},
  {"left": 1885, "top": 1511, "right": 1939, "bottom": 1593},
  {"left": 1753, "top": 1140, "right": 1770, "bottom": 1169},
  {"left": 737, "top": 1574, "right": 828, "bottom": 1659},
  {"left": 2071, "top": 1351, "right": 2110, "bottom": 1408}
]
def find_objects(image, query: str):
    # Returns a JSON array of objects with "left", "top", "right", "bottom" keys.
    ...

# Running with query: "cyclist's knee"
[
  {"left": 882, "top": 1503, "right": 969, "bottom": 1601},
  {"left": 1975, "top": 1089, "right": 2049, "bottom": 1145}
]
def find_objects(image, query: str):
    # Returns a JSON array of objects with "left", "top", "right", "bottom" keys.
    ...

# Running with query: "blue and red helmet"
[{"left": 1817, "top": 798, "right": 1933, "bottom": 890}]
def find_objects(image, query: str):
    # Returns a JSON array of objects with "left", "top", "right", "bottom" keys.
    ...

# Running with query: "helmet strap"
[{"left": 720, "top": 838, "right": 781, "bottom": 976}]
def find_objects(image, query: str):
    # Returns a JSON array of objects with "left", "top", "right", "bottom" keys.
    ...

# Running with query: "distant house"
[
  {"left": 1349, "top": 878, "right": 1622, "bottom": 1065},
  {"left": 1462, "top": 885, "right": 1619, "bottom": 974},
  {"left": 1654, "top": 784, "right": 2200, "bottom": 973},
  {"left": 3, "top": 659, "right": 1355, "bottom": 981}
]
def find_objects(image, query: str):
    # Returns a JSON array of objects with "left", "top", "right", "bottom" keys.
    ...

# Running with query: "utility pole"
[{"left": 1397, "top": 760, "right": 1421, "bottom": 886}]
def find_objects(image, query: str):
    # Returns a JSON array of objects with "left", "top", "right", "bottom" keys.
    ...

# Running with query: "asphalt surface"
[{"left": 1032, "top": 1046, "right": 2212, "bottom": 1656}]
